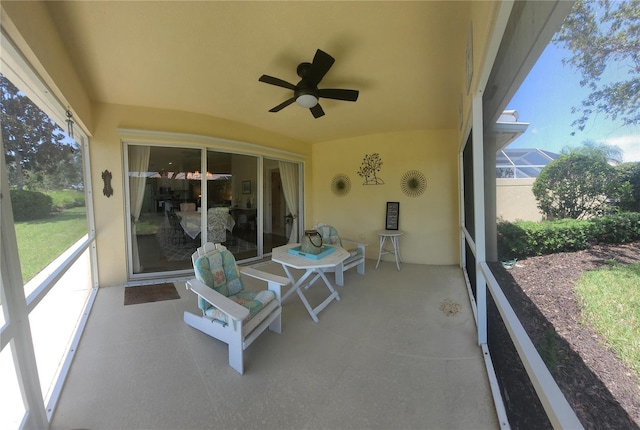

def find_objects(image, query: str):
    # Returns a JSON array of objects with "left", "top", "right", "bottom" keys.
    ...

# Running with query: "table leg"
[
  {"left": 317, "top": 270, "right": 340, "bottom": 303},
  {"left": 391, "top": 236, "right": 401, "bottom": 271},
  {"left": 375, "top": 235, "right": 387, "bottom": 269},
  {"left": 281, "top": 266, "right": 314, "bottom": 302},
  {"left": 279, "top": 266, "right": 341, "bottom": 323},
  {"left": 296, "top": 287, "right": 320, "bottom": 323}
]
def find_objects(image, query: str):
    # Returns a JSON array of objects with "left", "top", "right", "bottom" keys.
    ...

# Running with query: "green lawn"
[
  {"left": 46, "top": 189, "right": 85, "bottom": 209},
  {"left": 14, "top": 207, "right": 88, "bottom": 283},
  {"left": 576, "top": 262, "right": 640, "bottom": 375}
]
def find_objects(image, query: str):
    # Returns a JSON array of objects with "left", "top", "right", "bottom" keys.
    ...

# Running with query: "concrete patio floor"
[{"left": 50, "top": 259, "right": 499, "bottom": 429}]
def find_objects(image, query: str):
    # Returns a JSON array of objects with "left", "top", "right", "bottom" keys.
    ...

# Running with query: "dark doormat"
[{"left": 124, "top": 283, "right": 180, "bottom": 305}]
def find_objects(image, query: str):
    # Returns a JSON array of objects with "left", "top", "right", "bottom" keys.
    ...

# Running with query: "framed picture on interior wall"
[
  {"left": 385, "top": 202, "right": 400, "bottom": 230},
  {"left": 242, "top": 180, "right": 251, "bottom": 194}
]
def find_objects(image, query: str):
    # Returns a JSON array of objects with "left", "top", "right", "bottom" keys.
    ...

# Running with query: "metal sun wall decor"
[
  {"left": 331, "top": 174, "right": 351, "bottom": 197},
  {"left": 401, "top": 170, "right": 427, "bottom": 197},
  {"left": 357, "top": 153, "right": 385, "bottom": 185}
]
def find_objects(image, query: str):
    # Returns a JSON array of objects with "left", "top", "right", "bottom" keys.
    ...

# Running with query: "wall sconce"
[{"left": 102, "top": 170, "right": 113, "bottom": 197}]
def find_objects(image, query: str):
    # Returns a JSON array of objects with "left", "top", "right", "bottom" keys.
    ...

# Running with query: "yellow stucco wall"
[
  {"left": 496, "top": 178, "right": 544, "bottom": 222},
  {"left": 1, "top": 0, "right": 93, "bottom": 132},
  {"left": 457, "top": 1, "right": 501, "bottom": 143},
  {"left": 311, "top": 130, "right": 460, "bottom": 265},
  {"left": 90, "top": 103, "right": 310, "bottom": 286},
  {"left": 2, "top": 0, "right": 506, "bottom": 284}
]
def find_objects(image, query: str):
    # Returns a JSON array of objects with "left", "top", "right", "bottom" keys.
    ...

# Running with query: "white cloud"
[{"left": 602, "top": 134, "right": 640, "bottom": 162}]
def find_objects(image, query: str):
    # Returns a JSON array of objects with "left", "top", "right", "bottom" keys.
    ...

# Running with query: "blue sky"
[{"left": 505, "top": 41, "right": 640, "bottom": 162}]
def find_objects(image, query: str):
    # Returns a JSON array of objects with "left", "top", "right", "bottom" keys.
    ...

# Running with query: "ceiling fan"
[{"left": 258, "top": 49, "right": 359, "bottom": 119}]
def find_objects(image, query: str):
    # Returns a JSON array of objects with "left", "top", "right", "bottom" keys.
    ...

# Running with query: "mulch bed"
[{"left": 490, "top": 241, "right": 640, "bottom": 429}]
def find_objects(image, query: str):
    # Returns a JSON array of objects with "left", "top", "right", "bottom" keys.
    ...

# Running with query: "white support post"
[
  {"left": 0, "top": 146, "right": 49, "bottom": 429},
  {"left": 472, "top": 95, "right": 487, "bottom": 345}
]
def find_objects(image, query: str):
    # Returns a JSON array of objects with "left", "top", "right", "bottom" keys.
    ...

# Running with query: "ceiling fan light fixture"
[
  {"left": 296, "top": 94, "right": 318, "bottom": 108},
  {"left": 259, "top": 49, "right": 357, "bottom": 118}
]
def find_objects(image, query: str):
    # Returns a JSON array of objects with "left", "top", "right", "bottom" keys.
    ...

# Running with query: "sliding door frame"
[{"left": 120, "top": 129, "right": 305, "bottom": 282}]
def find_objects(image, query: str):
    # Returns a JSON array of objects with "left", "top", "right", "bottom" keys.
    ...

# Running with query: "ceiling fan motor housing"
[{"left": 296, "top": 62, "right": 313, "bottom": 78}]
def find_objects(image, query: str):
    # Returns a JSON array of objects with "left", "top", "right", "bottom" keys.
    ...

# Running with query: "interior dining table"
[
  {"left": 176, "top": 210, "right": 236, "bottom": 240},
  {"left": 176, "top": 211, "right": 202, "bottom": 239}
]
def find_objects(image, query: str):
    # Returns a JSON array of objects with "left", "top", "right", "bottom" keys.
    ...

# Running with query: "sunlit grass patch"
[
  {"left": 576, "top": 262, "right": 640, "bottom": 376},
  {"left": 14, "top": 207, "right": 87, "bottom": 283}
]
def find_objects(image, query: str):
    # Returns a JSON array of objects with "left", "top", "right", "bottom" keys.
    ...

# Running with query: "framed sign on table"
[{"left": 385, "top": 202, "right": 399, "bottom": 230}]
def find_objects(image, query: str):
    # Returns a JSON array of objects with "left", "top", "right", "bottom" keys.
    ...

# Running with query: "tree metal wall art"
[{"left": 357, "top": 153, "right": 385, "bottom": 185}]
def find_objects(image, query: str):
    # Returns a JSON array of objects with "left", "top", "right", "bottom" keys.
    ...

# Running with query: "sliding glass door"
[
  {"left": 207, "top": 150, "right": 258, "bottom": 260},
  {"left": 263, "top": 158, "right": 299, "bottom": 253},
  {"left": 126, "top": 143, "right": 301, "bottom": 279},
  {"left": 130, "top": 146, "right": 203, "bottom": 275}
]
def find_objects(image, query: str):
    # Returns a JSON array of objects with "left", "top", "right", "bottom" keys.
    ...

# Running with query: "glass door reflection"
[
  {"left": 263, "top": 159, "right": 298, "bottom": 254},
  {"left": 207, "top": 150, "right": 258, "bottom": 260},
  {"left": 131, "top": 145, "right": 202, "bottom": 274}
]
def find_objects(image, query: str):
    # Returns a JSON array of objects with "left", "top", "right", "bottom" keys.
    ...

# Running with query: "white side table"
[{"left": 375, "top": 230, "right": 404, "bottom": 271}]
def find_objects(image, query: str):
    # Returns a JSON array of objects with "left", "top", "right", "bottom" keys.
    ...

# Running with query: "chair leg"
[
  {"left": 357, "top": 259, "right": 365, "bottom": 275},
  {"left": 228, "top": 338, "right": 244, "bottom": 375},
  {"left": 269, "top": 310, "right": 282, "bottom": 334}
]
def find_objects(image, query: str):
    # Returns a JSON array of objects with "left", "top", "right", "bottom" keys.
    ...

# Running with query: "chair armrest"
[
  {"left": 240, "top": 267, "right": 290, "bottom": 287},
  {"left": 341, "top": 238, "right": 368, "bottom": 248},
  {"left": 240, "top": 267, "right": 290, "bottom": 301},
  {"left": 186, "top": 278, "right": 249, "bottom": 321}
]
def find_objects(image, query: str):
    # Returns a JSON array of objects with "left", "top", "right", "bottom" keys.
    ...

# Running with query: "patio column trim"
[
  {"left": 0, "top": 145, "right": 49, "bottom": 430},
  {"left": 472, "top": 95, "right": 487, "bottom": 345},
  {"left": 117, "top": 128, "right": 307, "bottom": 162}
]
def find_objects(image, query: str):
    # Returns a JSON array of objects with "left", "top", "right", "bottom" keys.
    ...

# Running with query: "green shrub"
[
  {"left": 10, "top": 189, "right": 53, "bottom": 221},
  {"left": 533, "top": 151, "right": 627, "bottom": 219},
  {"left": 615, "top": 162, "right": 640, "bottom": 212},
  {"left": 497, "top": 220, "right": 529, "bottom": 259},
  {"left": 591, "top": 212, "right": 640, "bottom": 243},
  {"left": 497, "top": 213, "right": 640, "bottom": 259},
  {"left": 46, "top": 190, "right": 85, "bottom": 210}
]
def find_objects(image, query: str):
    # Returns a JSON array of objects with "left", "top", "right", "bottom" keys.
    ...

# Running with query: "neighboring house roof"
[
  {"left": 489, "top": 110, "right": 530, "bottom": 153},
  {"left": 496, "top": 148, "right": 559, "bottom": 178}
]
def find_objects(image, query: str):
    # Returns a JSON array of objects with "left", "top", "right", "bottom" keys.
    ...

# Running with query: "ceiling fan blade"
[
  {"left": 318, "top": 88, "right": 359, "bottom": 102},
  {"left": 310, "top": 104, "right": 325, "bottom": 118},
  {"left": 306, "top": 49, "right": 335, "bottom": 87},
  {"left": 259, "top": 75, "right": 296, "bottom": 90},
  {"left": 269, "top": 97, "right": 296, "bottom": 112}
]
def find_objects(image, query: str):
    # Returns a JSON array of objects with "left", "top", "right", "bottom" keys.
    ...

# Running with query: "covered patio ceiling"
[{"left": 44, "top": 1, "right": 472, "bottom": 144}]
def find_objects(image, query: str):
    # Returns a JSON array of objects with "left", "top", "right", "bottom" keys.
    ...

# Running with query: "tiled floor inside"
[{"left": 51, "top": 259, "right": 499, "bottom": 430}]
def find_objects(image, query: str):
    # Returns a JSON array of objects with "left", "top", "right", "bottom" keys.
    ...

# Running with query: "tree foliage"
[
  {"left": 1, "top": 74, "right": 82, "bottom": 191},
  {"left": 553, "top": 0, "right": 640, "bottom": 131},
  {"left": 562, "top": 139, "right": 623, "bottom": 164},
  {"left": 533, "top": 147, "right": 632, "bottom": 219},
  {"left": 615, "top": 161, "right": 640, "bottom": 212}
]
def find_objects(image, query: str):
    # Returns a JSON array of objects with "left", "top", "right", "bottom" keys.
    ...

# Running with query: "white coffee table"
[{"left": 272, "top": 243, "right": 349, "bottom": 322}]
